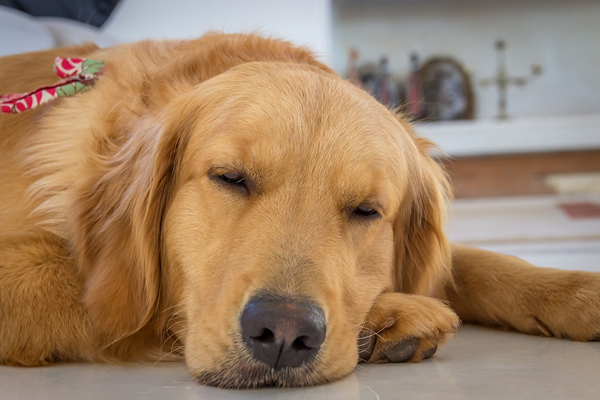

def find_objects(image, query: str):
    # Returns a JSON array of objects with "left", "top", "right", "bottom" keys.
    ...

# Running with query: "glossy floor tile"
[{"left": 2, "top": 325, "right": 599, "bottom": 400}]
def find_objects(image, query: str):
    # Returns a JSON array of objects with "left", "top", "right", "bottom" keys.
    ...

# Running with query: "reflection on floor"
[{"left": 1, "top": 195, "right": 599, "bottom": 399}]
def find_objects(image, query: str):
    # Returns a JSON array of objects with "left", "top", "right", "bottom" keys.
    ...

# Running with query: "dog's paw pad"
[
  {"left": 383, "top": 337, "right": 418, "bottom": 363},
  {"left": 422, "top": 344, "right": 438, "bottom": 359}
]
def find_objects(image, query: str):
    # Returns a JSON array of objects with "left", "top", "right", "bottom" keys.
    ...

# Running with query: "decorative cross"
[{"left": 480, "top": 39, "right": 543, "bottom": 119}]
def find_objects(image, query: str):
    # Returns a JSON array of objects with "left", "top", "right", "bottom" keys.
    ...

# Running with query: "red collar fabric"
[{"left": 0, "top": 57, "right": 105, "bottom": 114}]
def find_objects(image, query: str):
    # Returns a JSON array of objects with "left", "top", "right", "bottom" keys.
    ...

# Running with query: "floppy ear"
[
  {"left": 71, "top": 109, "right": 191, "bottom": 343},
  {"left": 393, "top": 120, "right": 453, "bottom": 297}
]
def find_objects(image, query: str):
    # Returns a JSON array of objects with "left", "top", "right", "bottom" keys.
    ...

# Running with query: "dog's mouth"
[{"left": 193, "top": 351, "right": 326, "bottom": 389}]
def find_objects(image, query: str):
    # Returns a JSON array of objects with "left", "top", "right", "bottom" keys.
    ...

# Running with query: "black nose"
[{"left": 240, "top": 299, "right": 326, "bottom": 369}]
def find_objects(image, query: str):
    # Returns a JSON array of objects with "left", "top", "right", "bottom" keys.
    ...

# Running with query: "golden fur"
[{"left": 1, "top": 33, "right": 599, "bottom": 388}]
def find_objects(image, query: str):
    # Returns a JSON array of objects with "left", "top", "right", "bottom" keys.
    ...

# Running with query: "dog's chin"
[{"left": 193, "top": 354, "right": 329, "bottom": 389}]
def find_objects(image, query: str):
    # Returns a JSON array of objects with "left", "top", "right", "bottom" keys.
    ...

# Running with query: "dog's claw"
[{"left": 383, "top": 337, "right": 418, "bottom": 363}]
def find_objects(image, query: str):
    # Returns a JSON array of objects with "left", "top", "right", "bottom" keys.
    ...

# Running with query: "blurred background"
[{"left": 1, "top": 0, "right": 599, "bottom": 270}]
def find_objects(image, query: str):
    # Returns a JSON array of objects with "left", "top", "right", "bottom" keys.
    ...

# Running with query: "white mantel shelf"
[{"left": 415, "top": 114, "right": 600, "bottom": 158}]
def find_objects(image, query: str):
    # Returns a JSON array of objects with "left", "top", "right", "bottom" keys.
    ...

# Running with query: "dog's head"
[{"left": 72, "top": 41, "right": 451, "bottom": 388}]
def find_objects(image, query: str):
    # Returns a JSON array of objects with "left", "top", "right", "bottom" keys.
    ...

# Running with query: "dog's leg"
[
  {"left": 446, "top": 243, "right": 600, "bottom": 341},
  {"left": 0, "top": 235, "right": 95, "bottom": 366},
  {"left": 358, "top": 292, "right": 459, "bottom": 363}
]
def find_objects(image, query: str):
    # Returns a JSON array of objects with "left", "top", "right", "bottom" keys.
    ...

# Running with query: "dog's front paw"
[{"left": 358, "top": 292, "right": 460, "bottom": 363}]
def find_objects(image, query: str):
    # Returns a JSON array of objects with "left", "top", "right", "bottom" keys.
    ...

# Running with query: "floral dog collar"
[{"left": 0, "top": 57, "right": 105, "bottom": 114}]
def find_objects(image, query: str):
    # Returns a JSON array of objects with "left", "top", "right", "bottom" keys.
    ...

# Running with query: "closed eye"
[
  {"left": 219, "top": 173, "right": 245, "bottom": 186},
  {"left": 352, "top": 204, "right": 380, "bottom": 218},
  {"left": 209, "top": 170, "right": 250, "bottom": 195}
]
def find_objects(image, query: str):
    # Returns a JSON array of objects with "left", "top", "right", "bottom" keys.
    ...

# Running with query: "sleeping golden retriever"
[{"left": 0, "top": 33, "right": 599, "bottom": 388}]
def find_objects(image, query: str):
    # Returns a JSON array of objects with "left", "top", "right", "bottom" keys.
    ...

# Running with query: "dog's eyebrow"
[
  {"left": 207, "top": 164, "right": 233, "bottom": 175},
  {"left": 207, "top": 163, "right": 251, "bottom": 177}
]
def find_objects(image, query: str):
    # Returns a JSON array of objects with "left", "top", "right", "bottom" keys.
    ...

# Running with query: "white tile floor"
[
  {"left": 2, "top": 195, "right": 599, "bottom": 399},
  {"left": 2, "top": 326, "right": 599, "bottom": 400}
]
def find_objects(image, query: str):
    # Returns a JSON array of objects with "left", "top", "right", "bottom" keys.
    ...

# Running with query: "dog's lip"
[
  {"left": 190, "top": 347, "right": 324, "bottom": 388},
  {"left": 194, "top": 364, "right": 322, "bottom": 389}
]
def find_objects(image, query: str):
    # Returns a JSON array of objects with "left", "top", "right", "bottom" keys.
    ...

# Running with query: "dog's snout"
[{"left": 241, "top": 299, "right": 326, "bottom": 369}]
